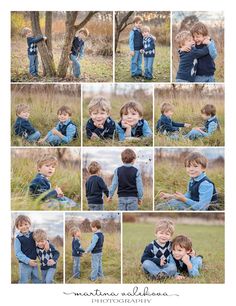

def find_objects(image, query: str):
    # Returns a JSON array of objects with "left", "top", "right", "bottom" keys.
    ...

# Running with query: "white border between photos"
[{"left": 0, "top": 0, "right": 235, "bottom": 306}]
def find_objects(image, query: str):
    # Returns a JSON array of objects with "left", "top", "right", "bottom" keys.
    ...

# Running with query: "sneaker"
[{"left": 156, "top": 272, "right": 168, "bottom": 280}]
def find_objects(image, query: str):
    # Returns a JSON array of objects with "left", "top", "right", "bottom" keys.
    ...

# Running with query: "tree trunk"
[
  {"left": 30, "top": 11, "right": 56, "bottom": 77},
  {"left": 115, "top": 11, "right": 133, "bottom": 52},
  {"left": 45, "top": 11, "right": 53, "bottom": 59},
  {"left": 57, "top": 11, "right": 98, "bottom": 78}
]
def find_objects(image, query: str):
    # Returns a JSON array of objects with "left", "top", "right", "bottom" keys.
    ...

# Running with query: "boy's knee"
[{"left": 167, "top": 263, "right": 177, "bottom": 275}]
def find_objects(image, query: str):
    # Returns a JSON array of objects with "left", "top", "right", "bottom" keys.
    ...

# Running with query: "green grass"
[
  {"left": 11, "top": 88, "right": 81, "bottom": 146},
  {"left": 115, "top": 44, "right": 170, "bottom": 82},
  {"left": 11, "top": 156, "right": 81, "bottom": 211},
  {"left": 154, "top": 160, "right": 224, "bottom": 210},
  {"left": 154, "top": 94, "right": 224, "bottom": 147},
  {"left": 11, "top": 244, "right": 64, "bottom": 283},
  {"left": 123, "top": 222, "right": 224, "bottom": 284},
  {"left": 65, "top": 232, "right": 121, "bottom": 283},
  {"left": 11, "top": 39, "right": 113, "bottom": 82},
  {"left": 83, "top": 95, "right": 153, "bottom": 147}
]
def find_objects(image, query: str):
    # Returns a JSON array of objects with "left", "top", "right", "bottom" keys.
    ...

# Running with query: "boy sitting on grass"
[
  {"left": 108, "top": 148, "right": 143, "bottom": 211},
  {"left": 22, "top": 27, "right": 47, "bottom": 77},
  {"left": 29, "top": 154, "right": 77, "bottom": 208},
  {"left": 156, "top": 102, "right": 191, "bottom": 139},
  {"left": 14, "top": 215, "right": 41, "bottom": 284},
  {"left": 39, "top": 105, "right": 78, "bottom": 146},
  {"left": 156, "top": 152, "right": 218, "bottom": 211},
  {"left": 14, "top": 103, "right": 41, "bottom": 143},
  {"left": 116, "top": 101, "right": 152, "bottom": 141},
  {"left": 141, "top": 219, "right": 177, "bottom": 280},
  {"left": 184, "top": 104, "right": 220, "bottom": 140},
  {"left": 33, "top": 229, "right": 60, "bottom": 284},
  {"left": 86, "top": 96, "right": 116, "bottom": 140},
  {"left": 85, "top": 161, "right": 109, "bottom": 211},
  {"left": 70, "top": 28, "right": 89, "bottom": 79},
  {"left": 169, "top": 235, "right": 203, "bottom": 279}
]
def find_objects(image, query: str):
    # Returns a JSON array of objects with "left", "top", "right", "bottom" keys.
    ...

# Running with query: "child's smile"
[
  {"left": 155, "top": 230, "right": 172, "bottom": 245},
  {"left": 36, "top": 240, "right": 47, "bottom": 249},
  {"left": 90, "top": 109, "right": 108, "bottom": 126},
  {"left": 193, "top": 33, "right": 205, "bottom": 45},
  {"left": 172, "top": 245, "right": 189, "bottom": 260},
  {"left": 122, "top": 108, "right": 141, "bottom": 127},
  {"left": 186, "top": 163, "right": 205, "bottom": 178},
  {"left": 17, "top": 222, "right": 30, "bottom": 234},
  {"left": 19, "top": 110, "right": 30, "bottom": 120},
  {"left": 58, "top": 112, "right": 70, "bottom": 123}
]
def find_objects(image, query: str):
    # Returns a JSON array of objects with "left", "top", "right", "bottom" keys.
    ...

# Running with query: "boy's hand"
[
  {"left": 159, "top": 192, "right": 173, "bottom": 200},
  {"left": 180, "top": 45, "right": 191, "bottom": 52},
  {"left": 29, "top": 260, "right": 38, "bottom": 267},
  {"left": 175, "top": 275, "right": 185, "bottom": 280},
  {"left": 160, "top": 256, "right": 167, "bottom": 266},
  {"left": 44, "top": 241, "right": 50, "bottom": 251},
  {"left": 130, "top": 51, "right": 135, "bottom": 56},
  {"left": 189, "top": 249, "right": 196, "bottom": 257},
  {"left": 194, "top": 127, "right": 203, "bottom": 132},
  {"left": 140, "top": 49, "right": 144, "bottom": 54},
  {"left": 55, "top": 186, "right": 64, "bottom": 197},
  {"left": 47, "top": 259, "right": 56, "bottom": 266},
  {"left": 121, "top": 120, "right": 132, "bottom": 129},
  {"left": 93, "top": 121, "right": 104, "bottom": 129},
  {"left": 43, "top": 36, "right": 47, "bottom": 41},
  {"left": 202, "top": 36, "right": 210, "bottom": 45},
  {"left": 174, "top": 192, "right": 187, "bottom": 203},
  {"left": 107, "top": 197, "right": 112, "bottom": 202},
  {"left": 138, "top": 199, "right": 143, "bottom": 206},
  {"left": 52, "top": 128, "right": 60, "bottom": 136},
  {"left": 184, "top": 123, "right": 191, "bottom": 128},
  {"left": 91, "top": 133, "right": 100, "bottom": 140}
]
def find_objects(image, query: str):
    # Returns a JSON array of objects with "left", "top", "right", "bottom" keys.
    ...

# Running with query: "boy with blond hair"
[
  {"left": 14, "top": 215, "right": 41, "bottom": 283},
  {"left": 108, "top": 148, "right": 143, "bottom": 211},
  {"left": 175, "top": 30, "right": 214, "bottom": 82},
  {"left": 86, "top": 96, "right": 116, "bottom": 140},
  {"left": 141, "top": 219, "right": 177, "bottom": 280},
  {"left": 85, "top": 161, "right": 109, "bottom": 211},
  {"left": 14, "top": 103, "right": 41, "bottom": 143},
  {"left": 190, "top": 22, "right": 217, "bottom": 82},
  {"left": 21, "top": 27, "right": 47, "bottom": 77},
  {"left": 33, "top": 229, "right": 60, "bottom": 284},
  {"left": 29, "top": 154, "right": 77, "bottom": 207},
  {"left": 156, "top": 102, "right": 191, "bottom": 138},
  {"left": 116, "top": 101, "right": 152, "bottom": 141},
  {"left": 39, "top": 105, "right": 78, "bottom": 146},
  {"left": 129, "top": 16, "right": 144, "bottom": 78},
  {"left": 85, "top": 220, "right": 105, "bottom": 281},
  {"left": 185, "top": 104, "right": 220, "bottom": 140},
  {"left": 157, "top": 152, "right": 218, "bottom": 211},
  {"left": 169, "top": 235, "right": 203, "bottom": 279},
  {"left": 70, "top": 28, "right": 89, "bottom": 78},
  {"left": 142, "top": 25, "right": 156, "bottom": 80},
  {"left": 71, "top": 227, "right": 85, "bottom": 279}
]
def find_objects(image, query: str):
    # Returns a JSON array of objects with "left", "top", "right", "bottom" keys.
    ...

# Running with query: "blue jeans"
[
  {"left": 195, "top": 75, "right": 215, "bottom": 82},
  {"left": 70, "top": 54, "right": 81, "bottom": 77},
  {"left": 46, "top": 132, "right": 63, "bottom": 146},
  {"left": 175, "top": 78, "right": 190, "bottom": 82},
  {"left": 144, "top": 57, "right": 154, "bottom": 79},
  {"left": 131, "top": 51, "right": 142, "bottom": 76},
  {"left": 142, "top": 260, "right": 177, "bottom": 277},
  {"left": 18, "top": 262, "right": 41, "bottom": 284},
  {"left": 118, "top": 197, "right": 138, "bottom": 211},
  {"left": 73, "top": 256, "right": 80, "bottom": 278},
  {"left": 41, "top": 268, "right": 56, "bottom": 284},
  {"left": 184, "top": 129, "right": 204, "bottom": 140},
  {"left": 28, "top": 54, "right": 39, "bottom": 76},
  {"left": 91, "top": 253, "right": 103, "bottom": 281},
  {"left": 46, "top": 196, "right": 78, "bottom": 208},
  {"left": 156, "top": 199, "right": 191, "bottom": 211},
  {"left": 88, "top": 204, "right": 104, "bottom": 211},
  {"left": 26, "top": 131, "right": 41, "bottom": 143}
]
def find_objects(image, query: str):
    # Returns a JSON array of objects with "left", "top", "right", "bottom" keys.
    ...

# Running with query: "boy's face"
[
  {"left": 193, "top": 33, "right": 205, "bottom": 45},
  {"left": 17, "top": 221, "right": 30, "bottom": 234},
  {"left": 58, "top": 111, "right": 70, "bottom": 123},
  {"left": 75, "top": 230, "right": 81, "bottom": 238},
  {"left": 201, "top": 112, "right": 211, "bottom": 120},
  {"left": 91, "top": 226, "right": 98, "bottom": 233},
  {"left": 184, "top": 36, "right": 195, "bottom": 49},
  {"left": 122, "top": 108, "right": 141, "bottom": 127},
  {"left": 142, "top": 31, "right": 149, "bottom": 38},
  {"left": 164, "top": 110, "right": 174, "bottom": 118},
  {"left": 39, "top": 163, "right": 56, "bottom": 178},
  {"left": 35, "top": 240, "right": 47, "bottom": 249},
  {"left": 90, "top": 108, "right": 109, "bottom": 126},
  {"left": 155, "top": 230, "right": 172, "bottom": 244},
  {"left": 186, "top": 163, "right": 205, "bottom": 178},
  {"left": 172, "top": 245, "right": 190, "bottom": 260},
  {"left": 18, "top": 110, "right": 30, "bottom": 120},
  {"left": 78, "top": 32, "right": 86, "bottom": 40},
  {"left": 26, "top": 31, "right": 33, "bottom": 37},
  {"left": 135, "top": 21, "right": 142, "bottom": 29}
]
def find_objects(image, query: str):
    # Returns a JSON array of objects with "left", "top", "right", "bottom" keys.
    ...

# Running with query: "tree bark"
[
  {"left": 115, "top": 11, "right": 133, "bottom": 52},
  {"left": 30, "top": 11, "right": 56, "bottom": 77},
  {"left": 57, "top": 11, "right": 98, "bottom": 78},
  {"left": 45, "top": 11, "right": 53, "bottom": 59}
]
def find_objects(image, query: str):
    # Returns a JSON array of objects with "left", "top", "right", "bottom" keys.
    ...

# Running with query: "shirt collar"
[
  {"left": 18, "top": 231, "right": 31, "bottom": 237},
  {"left": 207, "top": 116, "right": 216, "bottom": 122},
  {"left": 190, "top": 172, "right": 206, "bottom": 182},
  {"left": 123, "top": 163, "right": 134, "bottom": 167},
  {"left": 59, "top": 119, "right": 71, "bottom": 126}
]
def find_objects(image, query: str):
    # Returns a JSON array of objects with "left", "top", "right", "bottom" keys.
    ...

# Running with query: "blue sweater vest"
[
  {"left": 118, "top": 119, "right": 144, "bottom": 137},
  {"left": 16, "top": 232, "right": 37, "bottom": 262},
  {"left": 117, "top": 166, "right": 138, "bottom": 197},
  {"left": 189, "top": 176, "right": 218, "bottom": 202},
  {"left": 133, "top": 28, "right": 143, "bottom": 51},
  {"left": 71, "top": 37, "right": 84, "bottom": 57},
  {"left": 92, "top": 232, "right": 104, "bottom": 254},
  {"left": 204, "top": 117, "right": 219, "bottom": 131},
  {"left": 58, "top": 120, "right": 78, "bottom": 139},
  {"left": 195, "top": 44, "right": 215, "bottom": 76}
]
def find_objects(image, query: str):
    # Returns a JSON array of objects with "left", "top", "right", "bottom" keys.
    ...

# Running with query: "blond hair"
[
  {"left": 175, "top": 31, "right": 192, "bottom": 48},
  {"left": 16, "top": 104, "right": 30, "bottom": 116},
  {"left": 88, "top": 96, "right": 111, "bottom": 114},
  {"left": 33, "top": 229, "right": 47, "bottom": 241},
  {"left": 88, "top": 161, "right": 101, "bottom": 175},
  {"left": 155, "top": 219, "right": 175, "bottom": 236},
  {"left": 70, "top": 227, "right": 81, "bottom": 237},
  {"left": 160, "top": 102, "right": 174, "bottom": 114},
  {"left": 142, "top": 25, "right": 150, "bottom": 33},
  {"left": 21, "top": 27, "right": 31, "bottom": 37},
  {"left": 37, "top": 155, "right": 58, "bottom": 170},
  {"left": 78, "top": 28, "right": 89, "bottom": 37}
]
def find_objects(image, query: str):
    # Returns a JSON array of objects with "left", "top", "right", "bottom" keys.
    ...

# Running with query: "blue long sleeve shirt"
[
  {"left": 116, "top": 120, "right": 152, "bottom": 141},
  {"left": 184, "top": 172, "right": 214, "bottom": 210},
  {"left": 46, "top": 119, "right": 77, "bottom": 144},
  {"left": 109, "top": 164, "right": 143, "bottom": 199},
  {"left": 156, "top": 114, "right": 185, "bottom": 134},
  {"left": 169, "top": 254, "right": 202, "bottom": 277},
  {"left": 85, "top": 232, "right": 100, "bottom": 253},
  {"left": 29, "top": 173, "right": 58, "bottom": 200},
  {"left": 14, "top": 117, "right": 37, "bottom": 137},
  {"left": 14, "top": 232, "right": 34, "bottom": 264},
  {"left": 200, "top": 116, "right": 219, "bottom": 137},
  {"left": 27, "top": 36, "right": 44, "bottom": 55}
]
